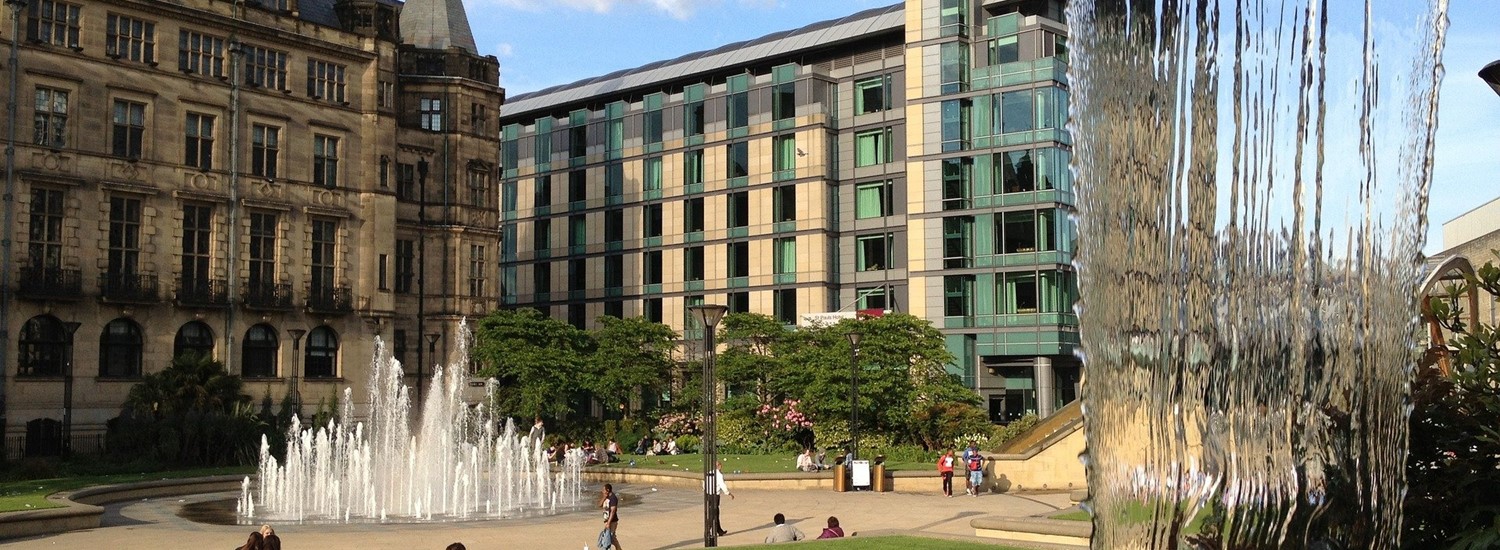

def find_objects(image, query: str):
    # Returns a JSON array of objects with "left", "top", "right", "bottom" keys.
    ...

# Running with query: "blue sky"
[{"left": 467, "top": 0, "right": 1499, "bottom": 255}]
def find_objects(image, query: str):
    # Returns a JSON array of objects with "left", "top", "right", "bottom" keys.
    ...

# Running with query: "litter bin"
[
  {"left": 833, "top": 464, "right": 848, "bottom": 492},
  {"left": 872, "top": 456, "right": 889, "bottom": 492}
]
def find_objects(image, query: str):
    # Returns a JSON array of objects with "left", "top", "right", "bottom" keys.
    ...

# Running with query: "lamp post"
[
  {"left": 421, "top": 332, "right": 441, "bottom": 405},
  {"left": 1, "top": 0, "right": 30, "bottom": 463},
  {"left": 61, "top": 321, "right": 81, "bottom": 455},
  {"left": 688, "top": 303, "right": 728, "bottom": 548},
  {"left": 1480, "top": 60, "right": 1500, "bottom": 97},
  {"left": 286, "top": 328, "right": 306, "bottom": 417},
  {"left": 846, "top": 330, "right": 862, "bottom": 465}
]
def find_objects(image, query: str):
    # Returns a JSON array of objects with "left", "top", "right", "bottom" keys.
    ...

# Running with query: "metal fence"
[{"left": 3, "top": 433, "right": 107, "bottom": 461}]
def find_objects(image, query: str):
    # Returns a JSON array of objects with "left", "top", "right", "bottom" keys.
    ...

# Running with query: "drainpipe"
[
  {"left": 225, "top": 38, "right": 243, "bottom": 374},
  {"left": 2, "top": 0, "right": 28, "bottom": 453}
]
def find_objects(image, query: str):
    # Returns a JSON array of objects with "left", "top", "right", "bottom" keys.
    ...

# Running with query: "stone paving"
[{"left": 5, "top": 483, "right": 1075, "bottom": 549}]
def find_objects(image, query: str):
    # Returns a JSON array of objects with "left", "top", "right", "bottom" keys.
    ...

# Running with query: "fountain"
[
  {"left": 238, "top": 322, "right": 586, "bottom": 523},
  {"left": 1067, "top": 0, "right": 1446, "bottom": 548}
]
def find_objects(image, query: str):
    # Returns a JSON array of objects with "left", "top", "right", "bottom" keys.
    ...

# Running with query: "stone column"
[{"left": 1034, "top": 356, "right": 1054, "bottom": 418}]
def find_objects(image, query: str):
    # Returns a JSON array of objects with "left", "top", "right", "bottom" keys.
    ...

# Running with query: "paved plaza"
[{"left": 5, "top": 484, "right": 1075, "bottom": 549}]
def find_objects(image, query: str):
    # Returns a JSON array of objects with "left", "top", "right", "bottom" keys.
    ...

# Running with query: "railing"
[
  {"left": 176, "top": 277, "right": 230, "bottom": 307},
  {"left": 17, "top": 266, "right": 84, "bottom": 299},
  {"left": 243, "top": 282, "right": 295, "bottom": 310},
  {"left": 306, "top": 285, "right": 354, "bottom": 313},
  {"left": 4, "top": 432, "right": 107, "bottom": 461},
  {"left": 99, "top": 272, "right": 160, "bottom": 303}
]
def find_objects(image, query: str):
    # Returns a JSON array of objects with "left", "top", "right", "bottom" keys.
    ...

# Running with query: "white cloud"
[{"left": 494, "top": 42, "right": 515, "bottom": 57}]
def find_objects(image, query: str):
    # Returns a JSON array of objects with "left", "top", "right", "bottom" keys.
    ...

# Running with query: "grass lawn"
[
  {"left": 0, "top": 465, "right": 254, "bottom": 513},
  {"left": 736, "top": 535, "right": 1030, "bottom": 549},
  {"left": 607, "top": 454, "right": 934, "bottom": 474}
]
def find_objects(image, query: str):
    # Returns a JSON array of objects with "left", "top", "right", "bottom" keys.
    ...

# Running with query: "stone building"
[{"left": 0, "top": 0, "right": 503, "bottom": 454}]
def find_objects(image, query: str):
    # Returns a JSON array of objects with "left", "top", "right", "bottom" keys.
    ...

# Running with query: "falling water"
[
  {"left": 237, "top": 322, "right": 586, "bottom": 523},
  {"left": 1066, "top": 0, "right": 1446, "bottom": 548}
]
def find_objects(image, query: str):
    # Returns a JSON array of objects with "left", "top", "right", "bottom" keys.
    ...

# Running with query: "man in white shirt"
[
  {"left": 796, "top": 449, "right": 818, "bottom": 472},
  {"left": 764, "top": 513, "right": 805, "bottom": 543},
  {"left": 707, "top": 461, "right": 734, "bottom": 536}
]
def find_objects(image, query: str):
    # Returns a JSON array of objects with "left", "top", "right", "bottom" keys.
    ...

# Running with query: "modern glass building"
[{"left": 498, "top": 0, "right": 1078, "bottom": 422}]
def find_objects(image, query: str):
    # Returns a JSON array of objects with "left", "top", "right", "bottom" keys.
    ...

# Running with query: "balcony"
[
  {"left": 243, "top": 282, "right": 295, "bottom": 310},
  {"left": 99, "top": 272, "right": 160, "bottom": 303},
  {"left": 176, "top": 278, "right": 229, "bottom": 307},
  {"left": 306, "top": 285, "right": 354, "bottom": 314},
  {"left": 17, "top": 267, "right": 83, "bottom": 300}
]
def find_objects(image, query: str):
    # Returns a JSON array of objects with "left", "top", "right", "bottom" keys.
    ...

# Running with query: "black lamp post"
[
  {"left": 846, "top": 330, "right": 862, "bottom": 465},
  {"left": 688, "top": 303, "right": 728, "bottom": 548},
  {"left": 1480, "top": 60, "right": 1500, "bottom": 97},
  {"left": 61, "top": 321, "right": 81, "bottom": 455},
  {"left": 421, "top": 332, "right": 441, "bottom": 404},
  {"left": 286, "top": 328, "right": 306, "bottom": 417}
]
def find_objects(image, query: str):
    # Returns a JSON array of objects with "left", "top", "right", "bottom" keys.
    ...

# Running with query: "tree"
[
  {"left": 471, "top": 308, "right": 594, "bottom": 422},
  {"left": 586, "top": 315, "right": 678, "bottom": 418},
  {"left": 113, "top": 352, "right": 264, "bottom": 465},
  {"left": 716, "top": 313, "right": 792, "bottom": 406}
]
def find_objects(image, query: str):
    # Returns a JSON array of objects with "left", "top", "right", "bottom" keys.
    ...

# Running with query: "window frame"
[{"left": 33, "top": 86, "right": 69, "bottom": 148}]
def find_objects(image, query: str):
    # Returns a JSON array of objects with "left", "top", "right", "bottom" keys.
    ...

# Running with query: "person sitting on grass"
[
  {"left": 764, "top": 513, "right": 805, "bottom": 543},
  {"left": 818, "top": 516, "right": 845, "bottom": 539},
  {"left": 796, "top": 449, "right": 819, "bottom": 472}
]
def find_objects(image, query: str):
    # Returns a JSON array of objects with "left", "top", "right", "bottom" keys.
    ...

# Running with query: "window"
[
  {"left": 773, "top": 185, "right": 796, "bottom": 223},
  {"left": 568, "top": 214, "right": 586, "bottom": 247},
  {"left": 728, "top": 242, "right": 749, "bottom": 278},
  {"left": 99, "top": 318, "right": 142, "bottom": 378},
  {"left": 533, "top": 218, "right": 551, "bottom": 252},
  {"left": 605, "top": 163, "right": 623, "bottom": 198},
  {"left": 568, "top": 121, "right": 586, "bottom": 158},
  {"left": 727, "top": 91, "right": 748, "bottom": 130},
  {"left": 305, "top": 326, "right": 338, "bottom": 378},
  {"left": 858, "top": 286, "right": 888, "bottom": 310},
  {"left": 942, "top": 158, "right": 972, "bottom": 210},
  {"left": 1001, "top": 210, "right": 1056, "bottom": 253},
  {"left": 395, "top": 239, "right": 415, "bottom": 293},
  {"left": 855, "top": 180, "right": 894, "bottom": 219},
  {"left": 684, "top": 198, "right": 704, "bottom": 233},
  {"left": 467, "top": 168, "right": 489, "bottom": 207},
  {"left": 605, "top": 210, "right": 623, "bottom": 243},
  {"left": 178, "top": 31, "right": 225, "bottom": 77},
  {"left": 854, "top": 127, "right": 893, "bottom": 167},
  {"left": 604, "top": 254, "right": 623, "bottom": 289},
  {"left": 568, "top": 304, "right": 586, "bottom": 329},
  {"left": 773, "top": 135, "right": 796, "bottom": 178},
  {"left": 248, "top": 212, "right": 277, "bottom": 288},
  {"left": 1005, "top": 274, "right": 1039, "bottom": 313},
  {"left": 27, "top": 0, "right": 80, "bottom": 48},
  {"left": 727, "top": 192, "right": 748, "bottom": 229},
  {"left": 644, "top": 157, "right": 662, "bottom": 192},
  {"left": 419, "top": 98, "right": 443, "bottom": 131},
  {"left": 854, "top": 75, "right": 892, "bottom": 115},
  {"left": 644, "top": 297, "right": 663, "bottom": 323},
  {"left": 241, "top": 324, "right": 278, "bottom": 378},
  {"left": 999, "top": 150, "right": 1036, "bottom": 192},
  {"left": 643, "top": 204, "right": 663, "bottom": 238},
  {"left": 378, "top": 80, "right": 394, "bottom": 108},
  {"left": 728, "top": 291, "right": 750, "bottom": 313},
  {"left": 173, "top": 321, "right": 214, "bottom": 361},
  {"left": 310, "top": 218, "right": 336, "bottom": 294},
  {"left": 684, "top": 246, "right": 704, "bottom": 281},
  {"left": 18, "top": 315, "right": 67, "bottom": 376},
  {"left": 251, "top": 124, "right": 279, "bottom": 178},
  {"left": 774, "top": 237, "right": 796, "bottom": 274},
  {"left": 644, "top": 108, "right": 663, "bottom": 145},
  {"left": 106, "top": 14, "right": 154, "bottom": 63},
  {"left": 111, "top": 100, "right": 146, "bottom": 159},
  {"left": 108, "top": 197, "right": 141, "bottom": 277},
  {"left": 533, "top": 262, "right": 551, "bottom": 296},
  {"left": 534, "top": 175, "right": 552, "bottom": 207},
  {"left": 468, "top": 244, "right": 486, "bottom": 297},
  {"left": 773, "top": 80, "right": 795, "bottom": 121},
  {"left": 27, "top": 188, "right": 63, "bottom": 270},
  {"left": 686, "top": 100, "right": 705, "bottom": 136},
  {"left": 684, "top": 149, "right": 704, "bottom": 186},
  {"left": 940, "top": 42, "right": 969, "bottom": 94},
  {"left": 501, "top": 180, "right": 517, "bottom": 214},
  {"left": 941, "top": 99, "right": 970, "bottom": 152},
  {"left": 725, "top": 142, "right": 749, "bottom": 180},
  {"left": 990, "top": 35, "right": 1020, "bottom": 65},
  {"left": 943, "top": 216, "right": 972, "bottom": 268},
  {"left": 184, "top": 113, "right": 214, "bottom": 169},
  {"left": 181, "top": 204, "right": 212, "bottom": 292},
  {"left": 856, "top": 233, "right": 891, "bottom": 271},
  {"left": 392, "top": 329, "right": 408, "bottom": 367},
  {"left": 568, "top": 259, "right": 585, "bottom": 291},
  {"left": 378, "top": 253, "right": 389, "bottom": 290},
  {"left": 568, "top": 170, "right": 586, "bottom": 203},
  {"left": 944, "top": 275, "right": 973, "bottom": 317},
  {"left": 242, "top": 45, "right": 289, "bottom": 90},
  {"left": 307, "top": 59, "right": 347, "bottom": 103},
  {"left": 939, "top": 0, "right": 967, "bottom": 37},
  {"left": 1000, "top": 90, "right": 1034, "bottom": 134},
  {"left": 773, "top": 289, "right": 797, "bottom": 324},
  {"left": 33, "top": 87, "right": 68, "bottom": 148},
  {"left": 313, "top": 135, "right": 339, "bottom": 188},
  {"left": 643, "top": 250, "right": 663, "bottom": 284}
]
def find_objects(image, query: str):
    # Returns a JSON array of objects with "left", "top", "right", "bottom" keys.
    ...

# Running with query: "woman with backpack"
[{"left": 936, "top": 449, "right": 956, "bottom": 497}]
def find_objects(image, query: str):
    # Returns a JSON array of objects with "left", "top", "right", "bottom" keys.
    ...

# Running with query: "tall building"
[
  {"left": 0, "top": 0, "right": 504, "bottom": 454},
  {"left": 497, "top": 0, "right": 1077, "bottom": 423}
]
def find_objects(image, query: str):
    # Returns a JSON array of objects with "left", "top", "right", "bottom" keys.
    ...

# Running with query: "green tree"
[
  {"left": 471, "top": 308, "right": 593, "bottom": 421},
  {"left": 717, "top": 312, "right": 792, "bottom": 406},
  {"left": 125, "top": 352, "right": 249, "bottom": 418},
  {"left": 586, "top": 315, "right": 678, "bottom": 418},
  {"left": 113, "top": 352, "right": 264, "bottom": 465}
]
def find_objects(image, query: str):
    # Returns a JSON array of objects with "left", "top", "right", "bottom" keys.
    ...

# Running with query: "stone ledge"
[
  {"left": 971, "top": 515, "right": 1092, "bottom": 547},
  {"left": 0, "top": 475, "right": 247, "bottom": 541}
]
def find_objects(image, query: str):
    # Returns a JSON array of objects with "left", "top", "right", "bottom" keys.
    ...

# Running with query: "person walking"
[
  {"left": 966, "top": 447, "right": 985, "bottom": 496},
  {"left": 961, "top": 441, "right": 980, "bottom": 495},
  {"left": 937, "top": 448, "right": 956, "bottom": 497},
  {"left": 600, "top": 483, "right": 622, "bottom": 550},
  {"left": 707, "top": 460, "right": 734, "bottom": 536},
  {"left": 764, "top": 513, "right": 805, "bottom": 543}
]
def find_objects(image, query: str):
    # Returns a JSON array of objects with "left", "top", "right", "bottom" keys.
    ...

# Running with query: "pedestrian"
[
  {"left": 446, "top": 544, "right": 466, "bottom": 550},
  {"left": 818, "top": 516, "right": 845, "bottom": 539},
  {"left": 600, "top": 483, "right": 622, "bottom": 550},
  {"left": 707, "top": 460, "right": 734, "bottom": 536},
  {"left": 962, "top": 441, "right": 979, "bottom": 495},
  {"left": 237, "top": 531, "right": 263, "bottom": 550},
  {"left": 966, "top": 447, "right": 985, "bottom": 496},
  {"left": 764, "top": 512, "right": 805, "bottom": 543},
  {"left": 937, "top": 448, "right": 956, "bottom": 497}
]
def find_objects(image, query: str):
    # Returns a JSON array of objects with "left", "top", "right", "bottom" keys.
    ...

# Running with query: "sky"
[{"left": 465, "top": 0, "right": 1499, "bottom": 256}]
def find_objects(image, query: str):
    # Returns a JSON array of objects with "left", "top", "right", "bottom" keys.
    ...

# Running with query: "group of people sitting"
[
  {"left": 546, "top": 439, "right": 626, "bottom": 465},
  {"left": 633, "top": 435, "right": 681, "bottom": 456},
  {"left": 795, "top": 448, "right": 833, "bottom": 472},
  {"left": 764, "top": 513, "right": 847, "bottom": 542},
  {"left": 235, "top": 524, "right": 281, "bottom": 550}
]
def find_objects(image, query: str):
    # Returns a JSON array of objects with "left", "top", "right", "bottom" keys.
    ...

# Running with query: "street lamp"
[
  {"left": 846, "top": 330, "right": 862, "bottom": 465},
  {"left": 421, "top": 332, "right": 441, "bottom": 405},
  {"left": 1480, "top": 60, "right": 1500, "bottom": 97},
  {"left": 286, "top": 328, "right": 306, "bottom": 417},
  {"left": 688, "top": 303, "right": 728, "bottom": 548},
  {"left": 61, "top": 321, "right": 81, "bottom": 455}
]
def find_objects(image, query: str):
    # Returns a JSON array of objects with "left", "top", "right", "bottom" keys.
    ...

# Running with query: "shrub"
[
  {"left": 812, "top": 419, "right": 851, "bottom": 451},
  {"left": 675, "top": 434, "right": 701, "bottom": 453}
]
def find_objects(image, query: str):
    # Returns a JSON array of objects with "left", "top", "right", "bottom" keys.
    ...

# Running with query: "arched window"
[
  {"left": 18, "top": 315, "right": 66, "bottom": 376},
  {"left": 99, "top": 318, "right": 143, "bottom": 378},
  {"left": 242, "top": 324, "right": 279, "bottom": 378},
  {"left": 305, "top": 326, "right": 338, "bottom": 378},
  {"left": 173, "top": 321, "right": 215, "bottom": 361}
]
